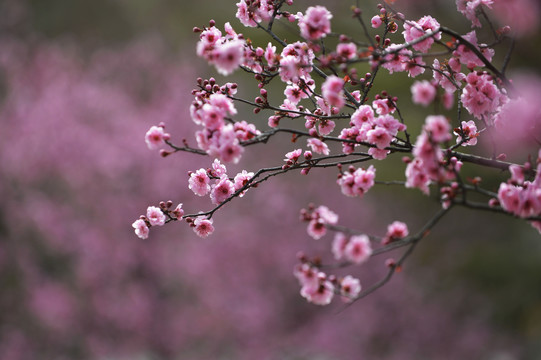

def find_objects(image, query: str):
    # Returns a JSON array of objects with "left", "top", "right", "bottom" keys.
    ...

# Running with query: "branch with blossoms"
[{"left": 133, "top": 0, "right": 541, "bottom": 306}]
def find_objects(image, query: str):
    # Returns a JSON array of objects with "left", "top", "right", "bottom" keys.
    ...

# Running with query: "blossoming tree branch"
[{"left": 133, "top": 0, "right": 541, "bottom": 306}]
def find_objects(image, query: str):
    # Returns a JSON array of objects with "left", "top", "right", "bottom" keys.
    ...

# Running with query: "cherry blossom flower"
[
  {"left": 383, "top": 221, "right": 409, "bottom": 245},
  {"left": 146, "top": 206, "right": 166, "bottom": 226},
  {"left": 307, "top": 138, "right": 330, "bottom": 155},
  {"left": 298, "top": 6, "right": 332, "bottom": 41},
  {"left": 321, "top": 75, "right": 345, "bottom": 109},
  {"left": 340, "top": 275, "right": 362, "bottom": 302},
  {"left": 132, "top": 219, "right": 150, "bottom": 239},
  {"left": 212, "top": 39, "right": 245, "bottom": 75},
  {"left": 371, "top": 15, "right": 382, "bottom": 28},
  {"left": 336, "top": 43, "right": 357, "bottom": 60},
  {"left": 411, "top": 80, "right": 437, "bottom": 107},
  {"left": 189, "top": 168, "right": 211, "bottom": 196},
  {"left": 233, "top": 170, "right": 254, "bottom": 197},
  {"left": 145, "top": 125, "right": 167, "bottom": 150},
  {"left": 454, "top": 120, "right": 479, "bottom": 146},
  {"left": 210, "top": 177, "right": 235, "bottom": 205},
  {"left": 172, "top": 204, "right": 184, "bottom": 220},
  {"left": 332, "top": 232, "right": 349, "bottom": 260},
  {"left": 403, "top": 16, "right": 441, "bottom": 53},
  {"left": 193, "top": 217, "right": 215, "bottom": 238},
  {"left": 344, "top": 235, "right": 373, "bottom": 264},
  {"left": 300, "top": 274, "right": 334, "bottom": 305},
  {"left": 424, "top": 115, "right": 451, "bottom": 143}
]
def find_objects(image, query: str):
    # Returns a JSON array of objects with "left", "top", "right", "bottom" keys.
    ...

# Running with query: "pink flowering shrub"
[{"left": 136, "top": 0, "right": 541, "bottom": 317}]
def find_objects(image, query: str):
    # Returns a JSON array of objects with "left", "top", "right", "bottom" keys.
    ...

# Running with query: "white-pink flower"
[
  {"left": 210, "top": 177, "right": 235, "bottom": 205},
  {"left": 298, "top": 6, "right": 332, "bottom": 41},
  {"left": 146, "top": 206, "right": 166, "bottom": 226},
  {"left": 193, "top": 217, "right": 215, "bottom": 238},
  {"left": 213, "top": 39, "right": 245, "bottom": 76},
  {"left": 145, "top": 125, "right": 166, "bottom": 150},
  {"left": 307, "top": 138, "right": 330, "bottom": 155},
  {"left": 411, "top": 80, "right": 437, "bottom": 107},
  {"left": 132, "top": 219, "right": 149, "bottom": 239},
  {"left": 340, "top": 275, "right": 362, "bottom": 302},
  {"left": 321, "top": 75, "right": 345, "bottom": 109},
  {"left": 344, "top": 235, "right": 372, "bottom": 264},
  {"left": 189, "top": 168, "right": 211, "bottom": 196}
]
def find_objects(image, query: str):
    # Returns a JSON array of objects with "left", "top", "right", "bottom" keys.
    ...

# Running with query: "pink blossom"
[
  {"left": 145, "top": 125, "right": 167, "bottom": 150},
  {"left": 264, "top": 42, "right": 277, "bottom": 65},
  {"left": 405, "top": 158, "right": 431, "bottom": 194},
  {"left": 211, "top": 158, "right": 227, "bottom": 178},
  {"left": 189, "top": 168, "right": 211, "bottom": 196},
  {"left": 344, "top": 235, "right": 372, "bottom": 264},
  {"left": 381, "top": 44, "right": 412, "bottom": 74},
  {"left": 368, "top": 147, "right": 390, "bottom": 160},
  {"left": 383, "top": 221, "right": 409, "bottom": 244},
  {"left": 233, "top": 170, "right": 254, "bottom": 197},
  {"left": 307, "top": 138, "right": 330, "bottom": 155},
  {"left": 353, "top": 165, "right": 376, "bottom": 192},
  {"left": 424, "top": 115, "right": 451, "bottom": 143},
  {"left": 403, "top": 16, "right": 441, "bottom": 53},
  {"left": 366, "top": 127, "right": 393, "bottom": 149},
  {"left": 351, "top": 105, "right": 375, "bottom": 128},
  {"left": 307, "top": 219, "right": 327, "bottom": 240},
  {"left": 193, "top": 217, "right": 215, "bottom": 238},
  {"left": 298, "top": 6, "right": 332, "bottom": 41},
  {"left": 210, "top": 177, "right": 235, "bottom": 205},
  {"left": 432, "top": 58, "right": 465, "bottom": 93},
  {"left": 372, "top": 98, "right": 395, "bottom": 115},
  {"left": 456, "top": 0, "right": 494, "bottom": 28},
  {"left": 318, "top": 120, "right": 336, "bottom": 135},
  {"left": 284, "top": 149, "right": 302, "bottom": 163},
  {"left": 461, "top": 72, "right": 506, "bottom": 119},
  {"left": 454, "top": 120, "right": 479, "bottom": 146},
  {"left": 371, "top": 15, "right": 383, "bottom": 28},
  {"left": 172, "top": 203, "right": 184, "bottom": 220},
  {"left": 509, "top": 165, "right": 525, "bottom": 185},
  {"left": 235, "top": 0, "right": 273, "bottom": 27},
  {"left": 212, "top": 39, "right": 245, "bottom": 75},
  {"left": 453, "top": 31, "right": 494, "bottom": 69},
  {"left": 332, "top": 232, "right": 349, "bottom": 260},
  {"left": 300, "top": 276, "right": 334, "bottom": 305},
  {"left": 284, "top": 84, "right": 306, "bottom": 104},
  {"left": 132, "top": 219, "right": 149, "bottom": 239},
  {"left": 336, "top": 43, "right": 357, "bottom": 60},
  {"left": 294, "top": 263, "right": 318, "bottom": 288},
  {"left": 234, "top": 120, "right": 260, "bottom": 141},
  {"left": 340, "top": 275, "right": 361, "bottom": 302},
  {"left": 411, "top": 80, "right": 437, "bottom": 107},
  {"left": 279, "top": 42, "right": 314, "bottom": 83},
  {"left": 321, "top": 75, "right": 345, "bottom": 109},
  {"left": 146, "top": 206, "right": 166, "bottom": 226},
  {"left": 315, "top": 205, "right": 338, "bottom": 224},
  {"left": 405, "top": 56, "right": 426, "bottom": 78}
]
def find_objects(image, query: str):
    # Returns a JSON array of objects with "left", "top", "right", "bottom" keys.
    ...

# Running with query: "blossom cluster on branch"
[{"left": 134, "top": 0, "right": 541, "bottom": 306}]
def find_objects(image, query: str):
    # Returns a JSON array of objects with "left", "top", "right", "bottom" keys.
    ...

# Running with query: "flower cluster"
[
  {"left": 406, "top": 115, "right": 462, "bottom": 194},
  {"left": 189, "top": 159, "right": 255, "bottom": 204},
  {"left": 190, "top": 78, "right": 260, "bottom": 163},
  {"left": 132, "top": 202, "right": 184, "bottom": 239},
  {"left": 497, "top": 157, "right": 541, "bottom": 231},
  {"left": 337, "top": 165, "right": 376, "bottom": 198},
  {"left": 338, "top": 98, "right": 406, "bottom": 159}
]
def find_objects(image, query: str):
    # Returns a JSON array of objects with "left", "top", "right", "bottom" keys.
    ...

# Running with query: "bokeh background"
[{"left": 1, "top": 0, "right": 541, "bottom": 359}]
